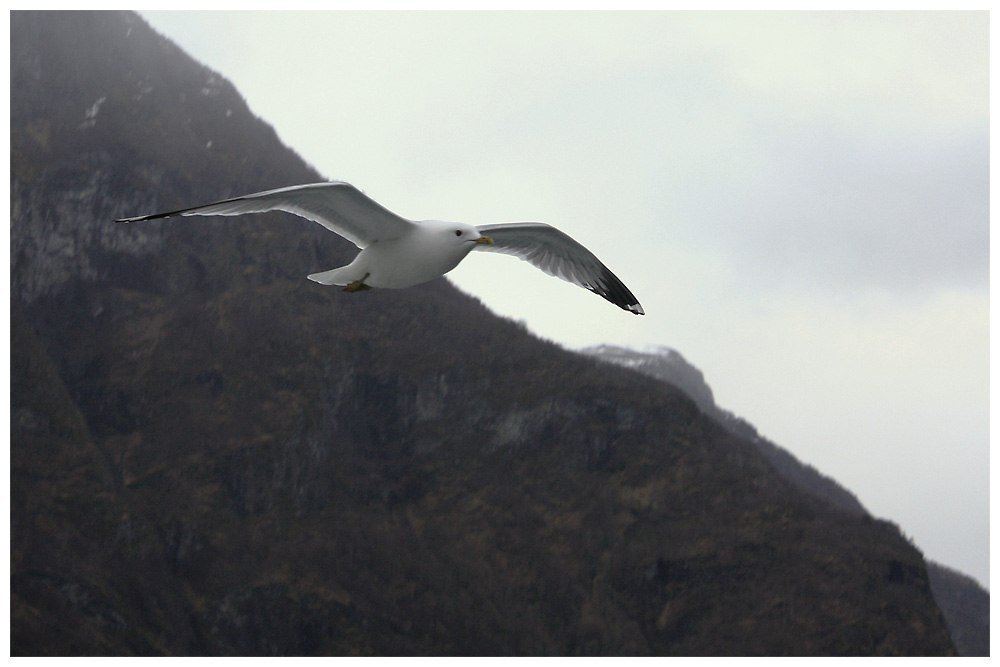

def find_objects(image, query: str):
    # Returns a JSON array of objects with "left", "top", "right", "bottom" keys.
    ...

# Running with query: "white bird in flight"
[{"left": 116, "top": 181, "right": 644, "bottom": 315}]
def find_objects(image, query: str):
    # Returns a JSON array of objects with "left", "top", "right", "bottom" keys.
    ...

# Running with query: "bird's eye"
[{"left": 455, "top": 230, "right": 463, "bottom": 236}]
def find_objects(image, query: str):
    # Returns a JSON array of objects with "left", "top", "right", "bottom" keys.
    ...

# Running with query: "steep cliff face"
[{"left": 10, "top": 11, "right": 956, "bottom": 656}]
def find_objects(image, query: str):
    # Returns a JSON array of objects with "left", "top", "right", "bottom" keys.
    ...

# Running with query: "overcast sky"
[{"left": 140, "top": 10, "right": 989, "bottom": 588}]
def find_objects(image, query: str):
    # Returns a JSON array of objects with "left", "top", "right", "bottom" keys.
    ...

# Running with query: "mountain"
[
  {"left": 581, "top": 345, "right": 870, "bottom": 516},
  {"left": 582, "top": 344, "right": 989, "bottom": 656},
  {"left": 10, "top": 11, "right": 957, "bottom": 656},
  {"left": 927, "top": 564, "right": 991, "bottom": 657}
]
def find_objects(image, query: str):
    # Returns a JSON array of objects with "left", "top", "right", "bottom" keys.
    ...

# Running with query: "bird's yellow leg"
[{"left": 342, "top": 273, "right": 372, "bottom": 292}]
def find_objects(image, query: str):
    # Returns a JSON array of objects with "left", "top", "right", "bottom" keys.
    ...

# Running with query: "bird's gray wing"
[
  {"left": 115, "top": 181, "right": 414, "bottom": 248},
  {"left": 475, "top": 222, "right": 644, "bottom": 315}
]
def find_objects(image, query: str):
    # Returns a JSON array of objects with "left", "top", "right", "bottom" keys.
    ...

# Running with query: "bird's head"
[{"left": 425, "top": 220, "right": 494, "bottom": 247}]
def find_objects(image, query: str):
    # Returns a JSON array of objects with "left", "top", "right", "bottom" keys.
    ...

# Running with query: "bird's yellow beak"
[{"left": 475, "top": 235, "right": 495, "bottom": 245}]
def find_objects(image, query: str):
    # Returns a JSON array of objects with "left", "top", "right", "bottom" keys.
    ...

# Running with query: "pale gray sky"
[{"left": 140, "top": 10, "right": 989, "bottom": 588}]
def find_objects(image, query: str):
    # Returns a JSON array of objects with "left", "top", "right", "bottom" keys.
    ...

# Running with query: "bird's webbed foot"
[{"left": 342, "top": 273, "right": 372, "bottom": 292}]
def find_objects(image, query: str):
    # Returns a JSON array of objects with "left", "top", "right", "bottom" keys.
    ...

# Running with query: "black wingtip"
[
  {"left": 114, "top": 211, "right": 176, "bottom": 224},
  {"left": 115, "top": 214, "right": 152, "bottom": 224},
  {"left": 591, "top": 266, "right": 644, "bottom": 315}
]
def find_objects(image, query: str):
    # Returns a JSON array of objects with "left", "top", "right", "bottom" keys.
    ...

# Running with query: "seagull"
[{"left": 116, "top": 181, "right": 644, "bottom": 315}]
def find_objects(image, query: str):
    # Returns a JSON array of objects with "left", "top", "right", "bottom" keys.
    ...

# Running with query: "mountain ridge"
[{"left": 582, "top": 344, "right": 868, "bottom": 515}]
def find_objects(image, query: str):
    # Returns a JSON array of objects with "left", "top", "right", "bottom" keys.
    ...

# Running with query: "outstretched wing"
[
  {"left": 475, "top": 222, "right": 644, "bottom": 315},
  {"left": 115, "top": 181, "right": 415, "bottom": 249}
]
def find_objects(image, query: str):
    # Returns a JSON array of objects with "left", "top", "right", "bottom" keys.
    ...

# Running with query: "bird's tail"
[{"left": 306, "top": 266, "right": 352, "bottom": 286}]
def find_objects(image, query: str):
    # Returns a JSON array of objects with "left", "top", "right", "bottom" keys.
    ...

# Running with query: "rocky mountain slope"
[
  {"left": 927, "top": 563, "right": 991, "bottom": 657},
  {"left": 583, "top": 344, "right": 989, "bottom": 656},
  {"left": 582, "top": 345, "right": 868, "bottom": 515},
  {"left": 10, "top": 11, "right": 957, "bottom": 655}
]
